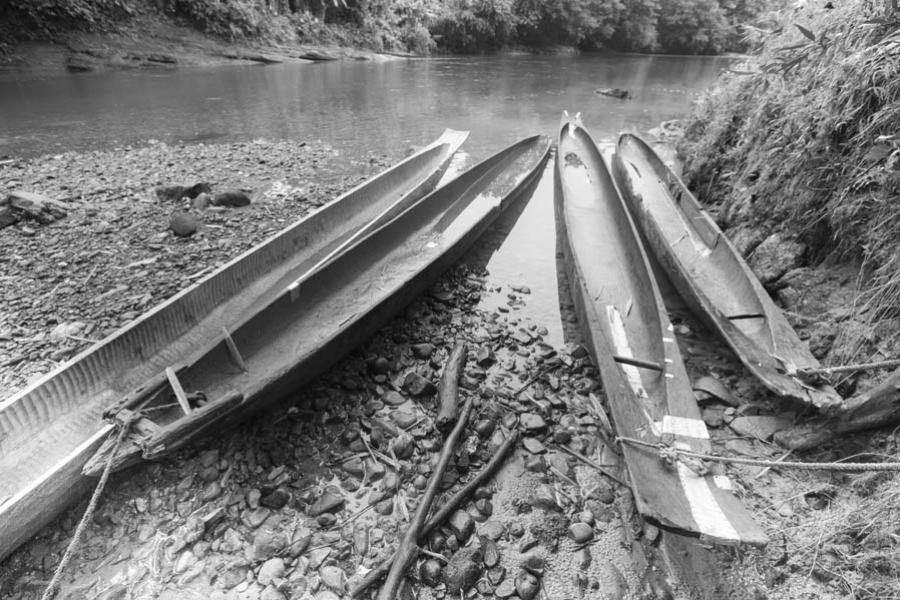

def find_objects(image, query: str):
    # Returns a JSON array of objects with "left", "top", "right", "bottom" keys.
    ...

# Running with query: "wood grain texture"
[
  {"left": 556, "top": 114, "right": 765, "bottom": 547},
  {"left": 612, "top": 133, "right": 841, "bottom": 411}
]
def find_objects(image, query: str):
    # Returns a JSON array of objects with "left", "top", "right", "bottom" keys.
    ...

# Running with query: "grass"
[
  {"left": 680, "top": 0, "right": 900, "bottom": 322},
  {"left": 680, "top": 2, "right": 900, "bottom": 596}
]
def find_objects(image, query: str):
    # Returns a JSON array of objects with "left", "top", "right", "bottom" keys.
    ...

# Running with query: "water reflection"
[{"left": 0, "top": 54, "right": 732, "bottom": 159}]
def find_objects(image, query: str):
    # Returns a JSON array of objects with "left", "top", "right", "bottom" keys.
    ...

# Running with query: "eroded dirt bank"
[{"left": 1, "top": 137, "right": 897, "bottom": 600}]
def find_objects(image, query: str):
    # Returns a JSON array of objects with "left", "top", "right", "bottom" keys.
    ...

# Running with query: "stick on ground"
[
  {"left": 375, "top": 397, "right": 474, "bottom": 600},
  {"left": 351, "top": 430, "right": 518, "bottom": 598},
  {"left": 435, "top": 343, "right": 467, "bottom": 433}
]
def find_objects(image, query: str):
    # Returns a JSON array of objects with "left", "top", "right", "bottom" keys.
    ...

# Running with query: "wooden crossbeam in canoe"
[
  {"left": 165, "top": 367, "right": 192, "bottom": 415},
  {"left": 613, "top": 354, "right": 664, "bottom": 372}
]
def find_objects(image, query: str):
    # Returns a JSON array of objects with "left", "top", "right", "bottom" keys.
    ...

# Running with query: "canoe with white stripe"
[
  {"left": 555, "top": 113, "right": 766, "bottom": 546},
  {"left": 611, "top": 133, "right": 841, "bottom": 411},
  {"left": 0, "top": 129, "right": 467, "bottom": 563}
]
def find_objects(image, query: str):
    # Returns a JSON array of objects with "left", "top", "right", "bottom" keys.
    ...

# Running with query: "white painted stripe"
[
  {"left": 713, "top": 475, "right": 734, "bottom": 491},
  {"left": 674, "top": 443, "right": 740, "bottom": 543},
  {"left": 606, "top": 306, "right": 648, "bottom": 399},
  {"left": 661, "top": 415, "right": 709, "bottom": 440},
  {"left": 662, "top": 337, "right": 674, "bottom": 343}
]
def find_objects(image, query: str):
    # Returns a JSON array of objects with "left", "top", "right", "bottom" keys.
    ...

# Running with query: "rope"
[
  {"left": 40, "top": 422, "right": 130, "bottom": 600},
  {"left": 800, "top": 357, "right": 900, "bottom": 376},
  {"left": 616, "top": 436, "right": 900, "bottom": 472}
]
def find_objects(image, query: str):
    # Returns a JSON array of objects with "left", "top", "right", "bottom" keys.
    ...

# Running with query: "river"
[
  {"left": 0, "top": 54, "right": 730, "bottom": 159},
  {"left": 0, "top": 53, "right": 731, "bottom": 345}
]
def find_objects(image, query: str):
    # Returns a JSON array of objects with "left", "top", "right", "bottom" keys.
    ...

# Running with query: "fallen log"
[
  {"left": 775, "top": 366, "right": 900, "bottom": 450},
  {"left": 435, "top": 342, "right": 467, "bottom": 432},
  {"left": 351, "top": 429, "right": 518, "bottom": 598},
  {"left": 376, "top": 397, "right": 474, "bottom": 600},
  {"left": 7, "top": 191, "right": 68, "bottom": 224}
]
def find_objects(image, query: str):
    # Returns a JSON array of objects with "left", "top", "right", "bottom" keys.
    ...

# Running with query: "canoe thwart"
[
  {"left": 165, "top": 367, "right": 192, "bottom": 415},
  {"left": 613, "top": 354, "right": 664, "bottom": 372},
  {"left": 727, "top": 313, "right": 766, "bottom": 321},
  {"left": 221, "top": 327, "right": 248, "bottom": 372},
  {"left": 102, "top": 363, "right": 187, "bottom": 419}
]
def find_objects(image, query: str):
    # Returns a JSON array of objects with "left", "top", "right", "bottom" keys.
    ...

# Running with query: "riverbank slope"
[{"left": 678, "top": 1, "right": 900, "bottom": 597}]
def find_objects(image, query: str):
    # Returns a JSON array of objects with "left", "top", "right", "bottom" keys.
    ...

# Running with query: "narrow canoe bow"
[
  {"left": 0, "top": 129, "right": 467, "bottom": 563},
  {"left": 555, "top": 113, "right": 766, "bottom": 546},
  {"left": 612, "top": 133, "right": 841, "bottom": 411}
]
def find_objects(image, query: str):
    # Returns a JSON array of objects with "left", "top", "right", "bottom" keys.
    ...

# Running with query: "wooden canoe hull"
[
  {"left": 91, "top": 135, "right": 551, "bottom": 479},
  {"left": 555, "top": 113, "right": 765, "bottom": 546},
  {"left": 0, "top": 130, "right": 467, "bottom": 563},
  {"left": 611, "top": 133, "right": 840, "bottom": 410}
]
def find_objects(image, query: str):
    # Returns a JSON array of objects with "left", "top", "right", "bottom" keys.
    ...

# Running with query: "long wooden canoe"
[
  {"left": 555, "top": 114, "right": 766, "bottom": 546},
  {"left": 86, "top": 134, "right": 549, "bottom": 478},
  {"left": 0, "top": 130, "right": 467, "bottom": 563},
  {"left": 612, "top": 133, "right": 841, "bottom": 411}
]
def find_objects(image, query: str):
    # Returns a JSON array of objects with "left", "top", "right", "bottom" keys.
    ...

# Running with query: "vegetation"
[
  {"left": 681, "top": 0, "right": 900, "bottom": 320},
  {"left": 0, "top": 0, "right": 785, "bottom": 56}
]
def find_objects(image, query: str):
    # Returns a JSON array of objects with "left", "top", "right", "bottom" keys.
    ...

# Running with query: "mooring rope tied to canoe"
[
  {"left": 616, "top": 436, "right": 900, "bottom": 472},
  {"left": 41, "top": 421, "right": 130, "bottom": 600}
]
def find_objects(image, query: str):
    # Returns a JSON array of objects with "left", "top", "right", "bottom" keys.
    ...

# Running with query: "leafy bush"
[
  {"left": 2, "top": 0, "right": 134, "bottom": 39},
  {"left": 680, "top": 1, "right": 900, "bottom": 320},
  {"left": 169, "top": 0, "right": 270, "bottom": 39},
  {"left": 430, "top": 0, "right": 518, "bottom": 52}
]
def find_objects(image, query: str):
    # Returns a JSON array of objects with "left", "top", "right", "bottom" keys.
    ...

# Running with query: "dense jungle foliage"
[
  {"left": 681, "top": 0, "right": 900, "bottom": 323},
  {"left": 1, "top": 0, "right": 784, "bottom": 55}
]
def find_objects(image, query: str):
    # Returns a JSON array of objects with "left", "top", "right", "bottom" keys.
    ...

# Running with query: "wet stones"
[
  {"left": 520, "top": 413, "right": 547, "bottom": 433},
  {"left": 402, "top": 372, "right": 436, "bottom": 396},
  {"left": 251, "top": 529, "right": 288, "bottom": 562},
  {"left": 522, "top": 438, "right": 546, "bottom": 454},
  {"left": 169, "top": 210, "right": 198, "bottom": 236},
  {"left": 568, "top": 522, "right": 594, "bottom": 544},
  {"left": 481, "top": 537, "right": 500, "bottom": 568},
  {"left": 411, "top": 343, "right": 435, "bottom": 359},
  {"left": 213, "top": 190, "right": 252, "bottom": 207},
  {"left": 515, "top": 570, "right": 541, "bottom": 600},
  {"left": 420, "top": 558, "right": 443, "bottom": 587},
  {"left": 308, "top": 491, "right": 344, "bottom": 516},
  {"left": 443, "top": 546, "right": 483, "bottom": 593},
  {"left": 257, "top": 557, "right": 285, "bottom": 586},
  {"left": 448, "top": 509, "right": 475, "bottom": 543},
  {"left": 383, "top": 390, "right": 406, "bottom": 406},
  {"left": 260, "top": 487, "right": 291, "bottom": 509}
]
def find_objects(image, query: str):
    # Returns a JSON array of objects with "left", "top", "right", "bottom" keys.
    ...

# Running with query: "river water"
[{"left": 0, "top": 53, "right": 730, "bottom": 344}]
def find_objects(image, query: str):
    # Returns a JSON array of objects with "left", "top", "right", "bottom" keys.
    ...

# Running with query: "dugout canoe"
[
  {"left": 612, "top": 133, "right": 841, "bottom": 411},
  {"left": 555, "top": 113, "right": 766, "bottom": 546},
  {"left": 0, "top": 129, "right": 467, "bottom": 563},
  {"left": 86, "top": 135, "right": 550, "bottom": 481}
]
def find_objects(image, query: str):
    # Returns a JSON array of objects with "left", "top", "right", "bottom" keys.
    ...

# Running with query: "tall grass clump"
[{"left": 680, "top": 0, "right": 900, "bottom": 320}]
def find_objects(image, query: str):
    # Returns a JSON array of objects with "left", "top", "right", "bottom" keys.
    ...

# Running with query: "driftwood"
[
  {"left": 351, "top": 430, "right": 518, "bottom": 598},
  {"left": 775, "top": 366, "right": 900, "bottom": 450},
  {"left": 435, "top": 343, "right": 467, "bottom": 432},
  {"left": 376, "top": 397, "right": 474, "bottom": 600},
  {"left": 5, "top": 191, "right": 69, "bottom": 225}
]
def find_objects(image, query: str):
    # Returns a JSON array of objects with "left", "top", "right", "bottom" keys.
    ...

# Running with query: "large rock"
[
  {"left": 443, "top": 546, "right": 483, "bottom": 593},
  {"left": 213, "top": 190, "right": 252, "bottom": 207},
  {"left": 169, "top": 211, "right": 198, "bottom": 237},
  {"left": 749, "top": 233, "right": 806, "bottom": 284}
]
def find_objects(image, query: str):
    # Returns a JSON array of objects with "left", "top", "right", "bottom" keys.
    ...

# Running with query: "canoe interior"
[
  {"left": 613, "top": 133, "right": 840, "bottom": 409},
  {"left": 556, "top": 114, "right": 766, "bottom": 547},
  {"left": 615, "top": 135, "right": 772, "bottom": 344},
  {"left": 101, "top": 136, "right": 551, "bottom": 466},
  {"left": 0, "top": 129, "right": 467, "bottom": 562}
]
